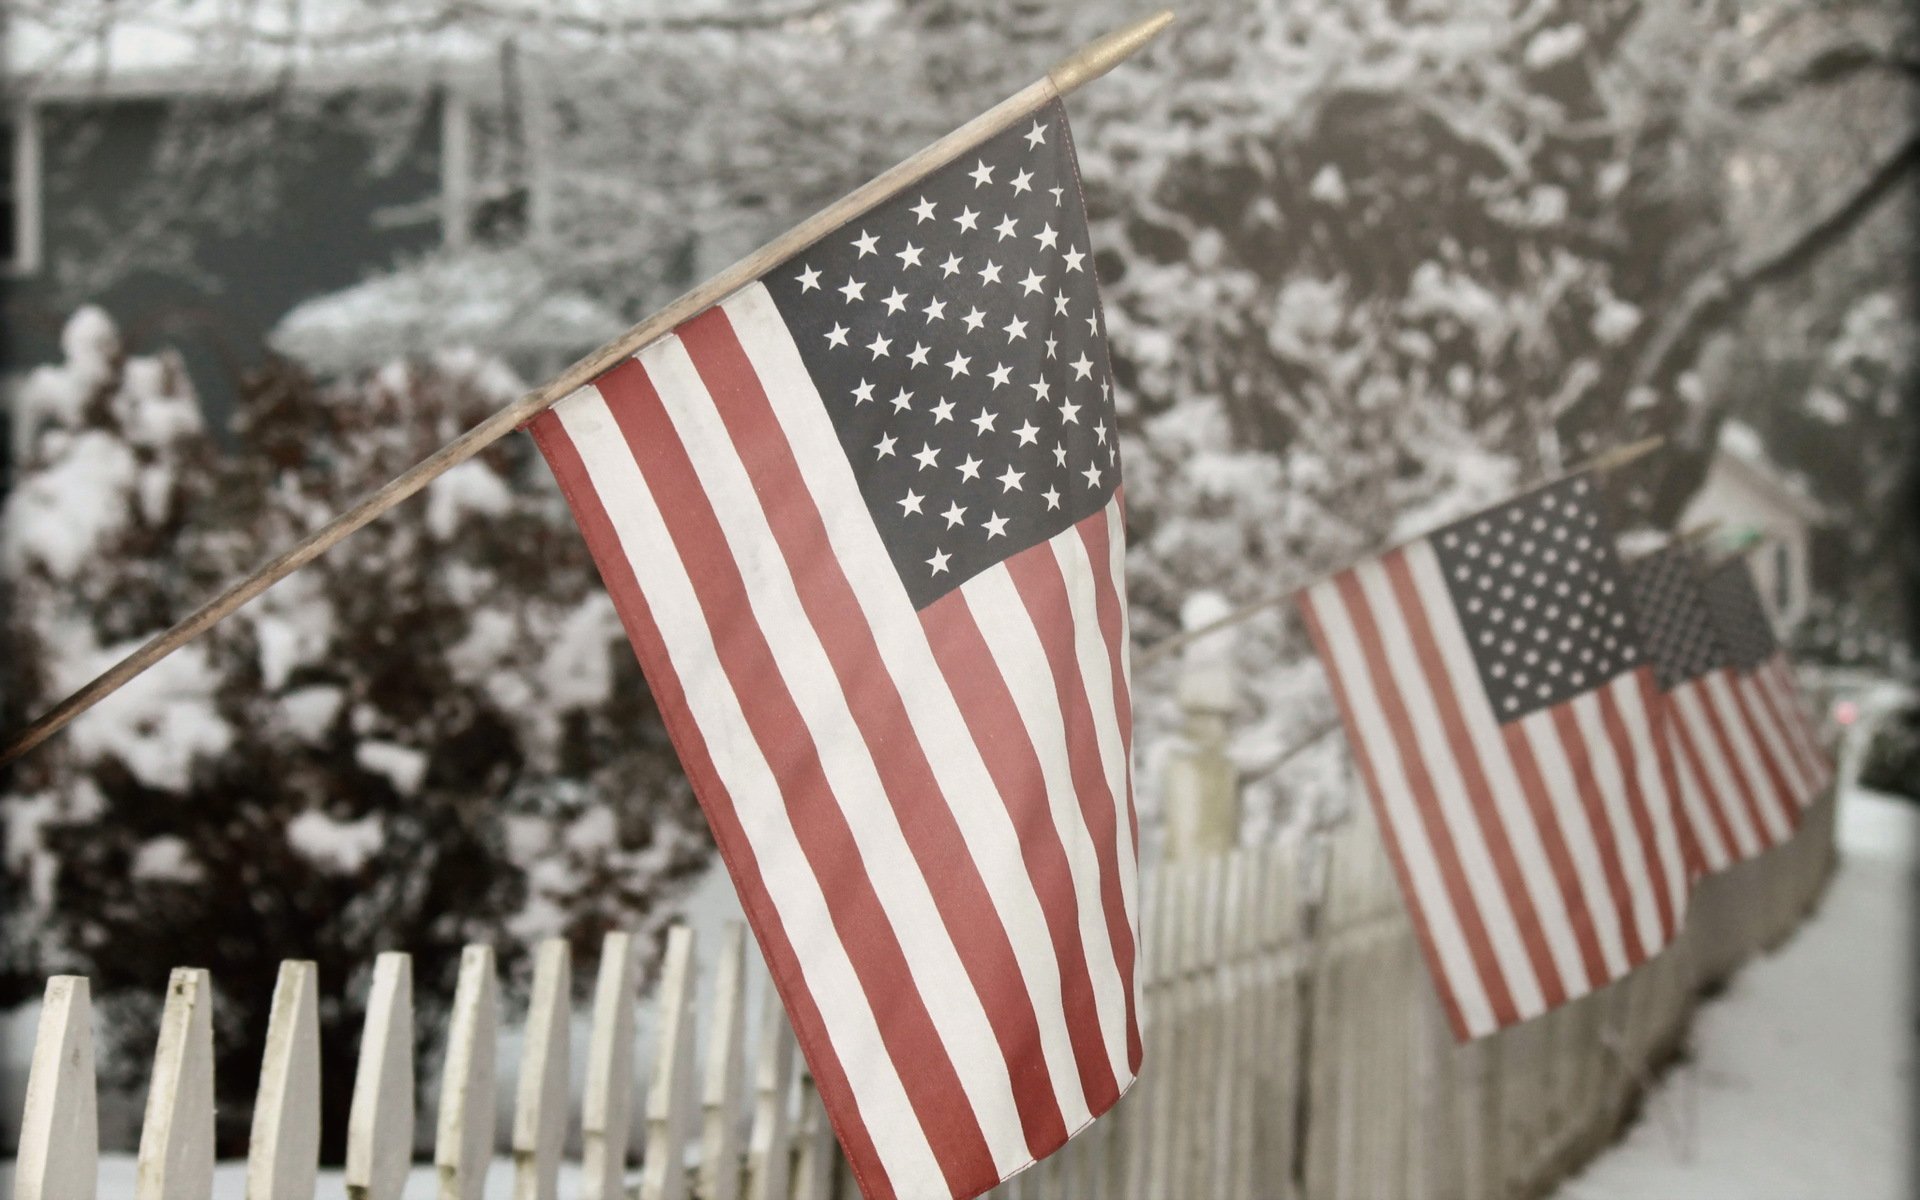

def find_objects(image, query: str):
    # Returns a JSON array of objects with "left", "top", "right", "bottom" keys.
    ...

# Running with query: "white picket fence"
[{"left": 10, "top": 785, "right": 1836, "bottom": 1200}]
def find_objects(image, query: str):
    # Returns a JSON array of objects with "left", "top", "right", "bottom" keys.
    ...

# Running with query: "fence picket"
[
  {"left": 246, "top": 961, "right": 320, "bottom": 1200},
  {"left": 6, "top": 780, "right": 1841, "bottom": 1200},
  {"left": 699, "top": 923, "right": 749, "bottom": 1200},
  {"left": 640, "top": 926, "right": 698, "bottom": 1200},
  {"left": 135, "top": 967, "right": 215, "bottom": 1200},
  {"left": 789, "top": 1068, "right": 836, "bottom": 1200},
  {"left": 14, "top": 976, "right": 98, "bottom": 1200},
  {"left": 513, "top": 940, "right": 572, "bottom": 1200},
  {"left": 582, "top": 932, "right": 638, "bottom": 1200},
  {"left": 435, "top": 946, "right": 499, "bottom": 1200},
  {"left": 744, "top": 987, "right": 797, "bottom": 1200},
  {"left": 345, "top": 953, "right": 414, "bottom": 1200}
]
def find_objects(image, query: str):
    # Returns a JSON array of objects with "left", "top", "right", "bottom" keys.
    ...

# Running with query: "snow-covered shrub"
[{"left": 1, "top": 310, "right": 710, "bottom": 1155}]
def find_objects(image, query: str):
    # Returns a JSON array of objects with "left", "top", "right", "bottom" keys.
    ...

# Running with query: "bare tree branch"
[
  {"left": 1735, "top": 40, "right": 1920, "bottom": 112},
  {"left": 1629, "top": 130, "right": 1920, "bottom": 398}
]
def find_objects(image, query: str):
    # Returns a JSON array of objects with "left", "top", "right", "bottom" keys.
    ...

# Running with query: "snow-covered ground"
[{"left": 1556, "top": 785, "right": 1918, "bottom": 1200}]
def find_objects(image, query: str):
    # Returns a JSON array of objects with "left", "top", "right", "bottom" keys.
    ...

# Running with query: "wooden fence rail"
[{"left": 9, "top": 787, "right": 1834, "bottom": 1200}]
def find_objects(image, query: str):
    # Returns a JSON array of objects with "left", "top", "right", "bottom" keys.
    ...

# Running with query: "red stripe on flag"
[
  {"left": 677, "top": 309, "right": 1073, "bottom": 1157},
  {"left": 1752, "top": 657, "right": 1824, "bottom": 800},
  {"left": 1331, "top": 571, "right": 1520, "bottom": 1029},
  {"left": 1072, "top": 505, "right": 1144, "bottom": 1071},
  {"left": 1760, "top": 657, "right": 1827, "bottom": 791},
  {"left": 1547, "top": 703, "right": 1649, "bottom": 967},
  {"left": 1725, "top": 672, "right": 1803, "bottom": 835},
  {"left": 1296, "top": 589, "right": 1471, "bottom": 1040},
  {"left": 1700, "top": 674, "right": 1789, "bottom": 849},
  {"left": 1381, "top": 550, "right": 1567, "bottom": 1010},
  {"left": 1499, "top": 724, "right": 1613, "bottom": 988},
  {"left": 1595, "top": 675, "right": 1677, "bottom": 944},
  {"left": 1000, "top": 546, "right": 1144, "bottom": 1069},
  {"left": 529, "top": 412, "right": 898, "bottom": 1199},
  {"left": 917, "top": 586, "right": 1122, "bottom": 1113},
  {"left": 1671, "top": 702, "right": 1740, "bottom": 868},
  {"left": 593, "top": 357, "right": 999, "bottom": 1194}
]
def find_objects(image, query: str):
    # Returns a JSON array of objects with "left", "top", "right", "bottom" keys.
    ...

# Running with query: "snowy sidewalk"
[{"left": 1555, "top": 787, "right": 1918, "bottom": 1200}]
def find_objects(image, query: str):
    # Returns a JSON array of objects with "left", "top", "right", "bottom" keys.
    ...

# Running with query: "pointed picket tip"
[
  {"left": 582, "top": 932, "right": 639, "bottom": 1200},
  {"left": 15, "top": 976, "right": 99, "bottom": 1200},
  {"left": 640, "top": 926, "right": 698, "bottom": 1200},
  {"left": 435, "top": 945, "right": 499, "bottom": 1200},
  {"left": 136, "top": 968, "right": 216, "bottom": 1200},
  {"left": 247, "top": 961, "right": 321, "bottom": 1200},
  {"left": 346, "top": 953, "right": 414, "bottom": 1200},
  {"left": 512, "top": 939, "right": 572, "bottom": 1200}
]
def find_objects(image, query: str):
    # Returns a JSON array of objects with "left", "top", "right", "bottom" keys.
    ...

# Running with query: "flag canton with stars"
[
  {"left": 762, "top": 98, "right": 1120, "bottom": 610},
  {"left": 1623, "top": 544, "right": 1730, "bottom": 691},
  {"left": 1701, "top": 560, "right": 1779, "bottom": 670},
  {"left": 1429, "top": 475, "right": 1646, "bottom": 722}
]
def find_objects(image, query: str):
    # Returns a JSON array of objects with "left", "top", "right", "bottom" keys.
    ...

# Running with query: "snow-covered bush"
[{"left": 2, "top": 310, "right": 710, "bottom": 1155}]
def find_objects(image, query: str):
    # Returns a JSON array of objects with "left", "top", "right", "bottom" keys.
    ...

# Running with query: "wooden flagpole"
[
  {"left": 1620, "top": 518, "right": 1722, "bottom": 565},
  {"left": 0, "top": 10, "right": 1176, "bottom": 767},
  {"left": 1135, "top": 435, "right": 1667, "bottom": 670}
]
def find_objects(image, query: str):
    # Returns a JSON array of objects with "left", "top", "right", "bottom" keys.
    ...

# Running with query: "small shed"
[{"left": 1679, "top": 421, "right": 1828, "bottom": 631}]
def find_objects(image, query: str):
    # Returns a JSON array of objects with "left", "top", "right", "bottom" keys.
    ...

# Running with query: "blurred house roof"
[
  {"left": 1704, "top": 420, "right": 1831, "bottom": 525},
  {"left": 5, "top": 0, "right": 841, "bottom": 100}
]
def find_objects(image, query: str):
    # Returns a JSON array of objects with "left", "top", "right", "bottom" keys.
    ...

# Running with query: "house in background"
[
  {"left": 1681, "top": 420, "right": 1830, "bottom": 632},
  {"left": 1, "top": 11, "right": 560, "bottom": 439}
]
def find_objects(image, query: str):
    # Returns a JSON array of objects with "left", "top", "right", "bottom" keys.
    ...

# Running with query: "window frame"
[{"left": 3, "top": 102, "right": 44, "bottom": 278}]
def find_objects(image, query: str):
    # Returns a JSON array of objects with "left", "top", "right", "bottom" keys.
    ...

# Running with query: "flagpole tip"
[
  {"left": 1049, "top": 10, "right": 1176, "bottom": 96},
  {"left": 1582, "top": 435, "right": 1665, "bottom": 476}
]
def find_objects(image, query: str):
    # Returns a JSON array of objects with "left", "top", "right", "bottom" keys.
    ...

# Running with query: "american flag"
[
  {"left": 1297, "top": 476, "right": 1689, "bottom": 1039},
  {"left": 1621, "top": 544, "right": 1796, "bottom": 876},
  {"left": 1701, "top": 558, "right": 1833, "bottom": 813},
  {"left": 529, "top": 99, "right": 1136, "bottom": 1200}
]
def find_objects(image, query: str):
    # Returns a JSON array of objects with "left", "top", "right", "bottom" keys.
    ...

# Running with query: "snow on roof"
[
  {"left": 6, "top": 0, "right": 765, "bottom": 98},
  {"left": 1712, "top": 420, "right": 1829, "bottom": 523}
]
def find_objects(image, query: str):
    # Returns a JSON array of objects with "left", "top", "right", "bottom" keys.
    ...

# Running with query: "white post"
[
  {"left": 345, "top": 953, "right": 414, "bottom": 1200},
  {"left": 640, "top": 926, "right": 698, "bottom": 1200},
  {"left": 435, "top": 946, "right": 499, "bottom": 1200},
  {"left": 1165, "top": 592, "right": 1241, "bottom": 860},
  {"left": 744, "top": 988, "right": 797, "bottom": 1200},
  {"left": 136, "top": 968, "right": 216, "bottom": 1200},
  {"left": 14, "top": 976, "right": 98, "bottom": 1200},
  {"left": 513, "top": 940, "right": 573, "bottom": 1200},
  {"left": 699, "top": 923, "right": 750, "bottom": 1200},
  {"left": 789, "top": 1070, "right": 836, "bottom": 1200},
  {"left": 246, "top": 961, "right": 321, "bottom": 1200},
  {"left": 582, "top": 932, "right": 639, "bottom": 1200}
]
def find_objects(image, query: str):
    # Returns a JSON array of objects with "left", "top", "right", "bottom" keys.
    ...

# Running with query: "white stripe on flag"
[
  {"left": 1102, "top": 504, "right": 1134, "bottom": 703},
  {"left": 1703, "top": 671, "right": 1793, "bottom": 842},
  {"left": 552, "top": 392, "right": 947, "bottom": 1197},
  {"left": 1570, "top": 685, "right": 1662, "bottom": 955},
  {"left": 1052, "top": 527, "right": 1139, "bottom": 931},
  {"left": 1672, "top": 684, "right": 1762, "bottom": 857},
  {"left": 959, "top": 565, "right": 1134, "bottom": 1085},
  {"left": 1763, "top": 657, "right": 1829, "bottom": 790},
  {"left": 1673, "top": 740, "right": 1732, "bottom": 871},
  {"left": 637, "top": 332, "right": 1032, "bottom": 1174},
  {"left": 1352, "top": 557, "right": 1546, "bottom": 1018},
  {"left": 722, "top": 284, "right": 1111, "bottom": 1122},
  {"left": 1518, "top": 708, "right": 1631, "bottom": 978},
  {"left": 1741, "top": 664, "right": 1814, "bottom": 803},
  {"left": 1613, "top": 676, "right": 1689, "bottom": 919},
  {"left": 1302, "top": 578, "right": 1496, "bottom": 1035},
  {"left": 1402, "top": 542, "right": 1592, "bottom": 999}
]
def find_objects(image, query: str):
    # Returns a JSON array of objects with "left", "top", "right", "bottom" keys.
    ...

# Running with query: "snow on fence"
[{"left": 9, "top": 787, "right": 1834, "bottom": 1200}]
